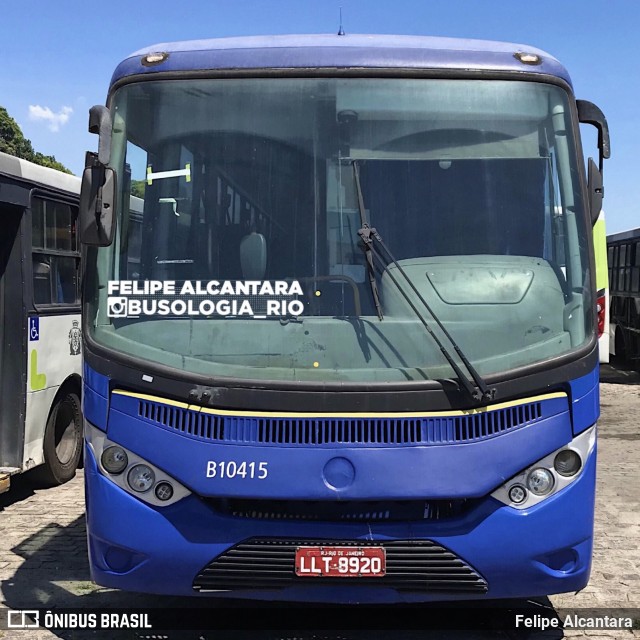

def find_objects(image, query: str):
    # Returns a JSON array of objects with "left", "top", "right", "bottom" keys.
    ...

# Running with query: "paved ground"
[{"left": 1, "top": 364, "right": 638, "bottom": 639}]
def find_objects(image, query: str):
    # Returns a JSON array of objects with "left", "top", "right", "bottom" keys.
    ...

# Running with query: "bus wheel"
[{"left": 36, "top": 392, "right": 83, "bottom": 486}]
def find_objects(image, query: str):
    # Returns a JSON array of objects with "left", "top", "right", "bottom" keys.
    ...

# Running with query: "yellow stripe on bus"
[{"left": 112, "top": 389, "right": 567, "bottom": 419}]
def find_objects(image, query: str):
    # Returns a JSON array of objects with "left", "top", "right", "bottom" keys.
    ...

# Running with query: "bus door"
[{"left": 0, "top": 201, "right": 26, "bottom": 489}]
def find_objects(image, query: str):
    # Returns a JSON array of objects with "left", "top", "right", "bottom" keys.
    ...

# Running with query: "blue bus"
[{"left": 79, "top": 34, "right": 609, "bottom": 601}]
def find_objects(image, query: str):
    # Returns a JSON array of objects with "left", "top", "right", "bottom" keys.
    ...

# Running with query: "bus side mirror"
[
  {"left": 578, "top": 100, "right": 609, "bottom": 227},
  {"left": 587, "top": 157, "right": 604, "bottom": 226},
  {"left": 577, "top": 100, "right": 610, "bottom": 172},
  {"left": 79, "top": 155, "right": 117, "bottom": 246},
  {"left": 89, "top": 105, "right": 112, "bottom": 166},
  {"left": 80, "top": 106, "right": 117, "bottom": 246}
]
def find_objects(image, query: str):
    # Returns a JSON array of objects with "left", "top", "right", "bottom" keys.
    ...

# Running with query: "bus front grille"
[
  {"left": 193, "top": 538, "right": 488, "bottom": 594},
  {"left": 205, "top": 498, "right": 474, "bottom": 522},
  {"left": 137, "top": 397, "right": 548, "bottom": 446}
]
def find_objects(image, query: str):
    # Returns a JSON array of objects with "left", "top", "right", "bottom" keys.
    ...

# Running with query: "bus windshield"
[{"left": 87, "top": 77, "right": 593, "bottom": 384}]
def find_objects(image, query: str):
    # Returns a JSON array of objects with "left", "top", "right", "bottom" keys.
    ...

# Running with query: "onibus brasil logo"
[{"left": 107, "top": 280, "right": 305, "bottom": 319}]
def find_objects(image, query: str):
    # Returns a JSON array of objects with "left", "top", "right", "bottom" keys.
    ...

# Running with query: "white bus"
[{"left": 0, "top": 151, "right": 83, "bottom": 493}]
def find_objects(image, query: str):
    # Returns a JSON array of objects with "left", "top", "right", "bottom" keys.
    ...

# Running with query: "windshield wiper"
[
  {"left": 352, "top": 162, "right": 496, "bottom": 404},
  {"left": 353, "top": 161, "right": 384, "bottom": 321}
]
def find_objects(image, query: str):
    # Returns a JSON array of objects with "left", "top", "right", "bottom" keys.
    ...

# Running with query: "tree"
[
  {"left": 0, "top": 106, "right": 73, "bottom": 174},
  {"left": 0, "top": 107, "right": 35, "bottom": 159},
  {"left": 130, "top": 179, "right": 146, "bottom": 198}
]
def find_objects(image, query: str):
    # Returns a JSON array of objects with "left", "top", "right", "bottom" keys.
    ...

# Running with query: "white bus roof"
[{"left": 0, "top": 150, "right": 80, "bottom": 196}]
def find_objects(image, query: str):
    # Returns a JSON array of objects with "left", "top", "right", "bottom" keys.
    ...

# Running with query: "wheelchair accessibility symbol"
[{"left": 29, "top": 317, "right": 40, "bottom": 341}]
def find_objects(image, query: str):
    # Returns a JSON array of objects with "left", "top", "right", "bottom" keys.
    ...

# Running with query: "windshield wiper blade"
[
  {"left": 358, "top": 223, "right": 497, "bottom": 404},
  {"left": 352, "top": 161, "right": 384, "bottom": 321},
  {"left": 351, "top": 160, "right": 495, "bottom": 403}
]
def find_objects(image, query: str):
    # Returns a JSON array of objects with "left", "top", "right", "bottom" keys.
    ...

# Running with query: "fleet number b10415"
[{"left": 206, "top": 460, "right": 268, "bottom": 479}]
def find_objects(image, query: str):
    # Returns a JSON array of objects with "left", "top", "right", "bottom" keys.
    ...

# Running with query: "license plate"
[{"left": 295, "top": 546, "right": 386, "bottom": 578}]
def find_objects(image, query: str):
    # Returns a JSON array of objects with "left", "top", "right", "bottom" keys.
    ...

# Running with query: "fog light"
[
  {"left": 508, "top": 484, "right": 527, "bottom": 504},
  {"left": 127, "top": 464, "right": 155, "bottom": 492},
  {"left": 154, "top": 481, "right": 174, "bottom": 501},
  {"left": 527, "top": 468, "right": 554, "bottom": 495},
  {"left": 554, "top": 449, "right": 582, "bottom": 476},
  {"left": 101, "top": 446, "right": 128, "bottom": 474}
]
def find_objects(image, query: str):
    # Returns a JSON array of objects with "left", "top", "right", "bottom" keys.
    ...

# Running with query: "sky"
[{"left": 1, "top": 0, "right": 638, "bottom": 233}]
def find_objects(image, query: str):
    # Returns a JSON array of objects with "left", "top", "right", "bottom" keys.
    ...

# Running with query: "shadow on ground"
[
  {"left": 0, "top": 470, "right": 39, "bottom": 511},
  {"left": 600, "top": 359, "right": 640, "bottom": 385}
]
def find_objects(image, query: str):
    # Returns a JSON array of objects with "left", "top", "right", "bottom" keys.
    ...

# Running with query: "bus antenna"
[{"left": 337, "top": 8, "right": 345, "bottom": 36}]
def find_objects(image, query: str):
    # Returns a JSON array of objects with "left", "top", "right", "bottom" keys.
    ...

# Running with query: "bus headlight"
[
  {"left": 491, "top": 425, "right": 596, "bottom": 510},
  {"left": 86, "top": 422, "right": 191, "bottom": 507},
  {"left": 101, "top": 446, "right": 128, "bottom": 474},
  {"left": 154, "top": 481, "right": 174, "bottom": 501},
  {"left": 127, "top": 464, "right": 156, "bottom": 492},
  {"left": 508, "top": 484, "right": 527, "bottom": 504},
  {"left": 554, "top": 449, "right": 582, "bottom": 476},
  {"left": 526, "top": 468, "right": 554, "bottom": 495}
]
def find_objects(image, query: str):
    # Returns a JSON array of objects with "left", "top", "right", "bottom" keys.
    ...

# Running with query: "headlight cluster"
[
  {"left": 506, "top": 466, "right": 556, "bottom": 506},
  {"left": 101, "top": 446, "right": 175, "bottom": 500},
  {"left": 492, "top": 425, "right": 595, "bottom": 510},
  {"left": 87, "top": 423, "right": 190, "bottom": 508}
]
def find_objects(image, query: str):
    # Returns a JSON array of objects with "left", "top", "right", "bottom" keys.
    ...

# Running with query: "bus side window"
[
  {"left": 54, "top": 257, "right": 79, "bottom": 304},
  {"left": 31, "top": 197, "right": 80, "bottom": 307},
  {"left": 33, "top": 257, "right": 52, "bottom": 305}
]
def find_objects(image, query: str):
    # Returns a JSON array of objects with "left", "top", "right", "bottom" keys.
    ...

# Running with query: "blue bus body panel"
[
  {"left": 106, "top": 397, "right": 570, "bottom": 501},
  {"left": 85, "top": 443, "right": 596, "bottom": 601},
  {"left": 83, "top": 363, "right": 598, "bottom": 600},
  {"left": 110, "top": 34, "right": 572, "bottom": 88},
  {"left": 82, "top": 362, "right": 109, "bottom": 431},
  {"left": 83, "top": 363, "right": 600, "bottom": 438},
  {"left": 569, "top": 365, "right": 600, "bottom": 434},
  {"left": 82, "top": 364, "right": 600, "bottom": 502}
]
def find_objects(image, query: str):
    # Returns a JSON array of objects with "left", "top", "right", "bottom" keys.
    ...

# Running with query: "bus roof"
[
  {"left": 0, "top": 151, "right": 80, "bottom": 196},
  {"left": 111, "top": 34, "right": 571, "bottom": 88},
  {"left": 607, "top": 227, "right": 640, "bottom": 244}
]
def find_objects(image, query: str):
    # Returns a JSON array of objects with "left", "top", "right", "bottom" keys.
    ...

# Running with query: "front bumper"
[{"left": 84, "top": 441, "right": 596, "bottom": 603}]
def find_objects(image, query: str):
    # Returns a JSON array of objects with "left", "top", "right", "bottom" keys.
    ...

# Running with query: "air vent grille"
[
  {"left": 207, "top": 498, "right": 473, "bottom": 522},
  {"left": 137, "top": 399, "right": 543, "bottom": 446}
]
